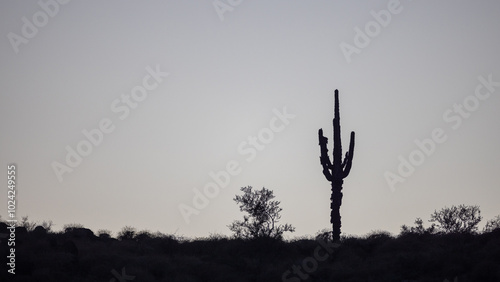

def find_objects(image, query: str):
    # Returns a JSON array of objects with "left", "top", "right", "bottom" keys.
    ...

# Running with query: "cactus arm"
[
  {"left": 318, "top": 129, "right": 333, "bottom": 181},
  {"left": 341, "top": 131, "right": 355, "bottom": 179},
  {"left": 341, "top": 152, "right": 349, "bottom": 169},
  {"left": 318, "top": 89, "right": 355, "bottom": 242}
]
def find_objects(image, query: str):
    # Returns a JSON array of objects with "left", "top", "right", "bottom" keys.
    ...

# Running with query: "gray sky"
[{"left": 1, "top": 0, "right": 499, "bottom": 239}]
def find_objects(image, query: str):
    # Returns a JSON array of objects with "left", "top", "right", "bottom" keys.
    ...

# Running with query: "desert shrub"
[
  {"left": 315, "top": 228, "right": 333, "bottom": 242},
  {"left": 206, "top": 233, "right": 229, "bottom": 243},
  {"left": 430, "top": 205, "right": 482, "bottom": 234},
  {"left": 355, "top": 230, "right": 393, "bottom": 255},
  {"left": 365, "top": 230, "right": 393, "bottom": 240},
  {"left": 400, "top": 205, "right": 481, "bottom": 236},
  {"left": 228, "top": 186, "right": 295, "bottom": 240},
  {"left": 483, "top": 215, "right": 500, "bottom": 233},
  {"left": 32, "top": 226, "right": 48, "bottom": 238},
  {"left": 97, "top": 229, "right": 112, "bottom": 239},
  {"left": 118, "top": 226, "right": 136, "bottom": 241},
  {"left": 400, "top": 217, "right": 436, "bottom": 235},
  {"left": 135, "top": 230, "right": 154, "bottom": 242},
  {"left": 20, "top": 216, "right": 37, "bottom": 231},
  {"left": 40, "top": 220, "right": 54, "bottom": 232},
  {"left": 62, "top": 223, "right": 84, "bottom": 232}
]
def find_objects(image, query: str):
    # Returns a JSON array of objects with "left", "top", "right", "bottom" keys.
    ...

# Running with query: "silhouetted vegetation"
[
  {"left": 228, "top": 186, "right": 295, "bottom": 240},
  {"left": 1, "top": 208, "right": 499, "bottom": 281},
  {"left": 117, "top": 226, "right": 137, "bottom": 241},
  {"left": 483, "top": 215, "right": 500, "bottom": 233},
  {"left": 318, "top": 89, "right": 355, "bottom": 242},
  {"left": 401, "top": 205, "right": 483, "bottom": 235},
  {"left": 430, "top": 205, "right": 482, "bottom": 234}
]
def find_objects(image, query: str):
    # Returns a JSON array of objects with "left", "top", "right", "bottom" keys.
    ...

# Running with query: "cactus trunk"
[{"left": 318, "top": 89, "right": 355, "bottom": 242}]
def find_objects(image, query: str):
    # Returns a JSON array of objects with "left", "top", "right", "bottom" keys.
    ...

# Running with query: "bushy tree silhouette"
[
  {"left": 228, "top": 186, "right": 295, "bottom": 240},
  {"left": 118, "top": 226, "right": 136, "bottom": 240},
  {"left": 483, "top": 215, "right": 500, "bottom": 233},
  {"left": 401, "top": 205, "right": 482, "bottom": 235},
  {"left": 429, "top": 204, "right": 482, "bottom": 234}
]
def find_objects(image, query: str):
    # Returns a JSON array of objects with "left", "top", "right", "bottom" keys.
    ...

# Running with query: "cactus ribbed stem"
[{"left": 318, "top": 89, "right": 355, "bottom": 242}]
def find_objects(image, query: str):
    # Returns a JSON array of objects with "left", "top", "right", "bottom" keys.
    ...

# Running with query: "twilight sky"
[{"left": 1, "top": 0, "right": 500, "bottom": 239}]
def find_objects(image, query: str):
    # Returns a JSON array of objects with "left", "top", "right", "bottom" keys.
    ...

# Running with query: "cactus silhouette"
[{"left": 318, "top": 89, "right": 355, "bottom": 242}]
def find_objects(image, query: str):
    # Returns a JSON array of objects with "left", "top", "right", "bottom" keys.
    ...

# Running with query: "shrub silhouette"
[
  {"left": 135, "top": 230, "right": 154, "bottom": 242},
  {"left": 400, "top": 217, "right": 436, "bottom": 235},
  {"left": 32, "top": 225, "right": 48, "bottom": 238},
  {"left": 401, "top": 205, "right": 482, "bottom": 235},
  {"left": 97, "top": 229, "right": 112, "bottom": 239},
  {"left": 228, "top": 186, "right": 295, "bottom": 240},
  {"left": 318, "top": 89, "right": 355, "bottom": 242},
  {"left": 63, "top": 223, "right": 84, "bottom": 232},
  {"left": 117, "top": 226, "right": 137, "bottom": 240},
  {"left": 20, "top": 216, "right": 37, "bottom": 231},
  {"left": 0, "top": 217, "right": 499, "bottom": 281},
  {"left": 483, "top": 215, "right": 500, "bottom": 233},
  {"left": 430, "top": 204, "right": 482, "bottom": 234}
]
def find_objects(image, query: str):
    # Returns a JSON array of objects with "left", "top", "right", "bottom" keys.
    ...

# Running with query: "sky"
[{"left": 1, "top": 0, "right": 500, "bottom": 239}]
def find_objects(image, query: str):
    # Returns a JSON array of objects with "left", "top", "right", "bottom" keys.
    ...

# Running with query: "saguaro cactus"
[{"left": 318, "top": 89, "right": 355, "bottom": 242}]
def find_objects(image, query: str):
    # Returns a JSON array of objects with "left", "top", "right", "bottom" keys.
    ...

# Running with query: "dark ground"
[{"left": 1, "top": 225, "right": 499, "bottom": 282}]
